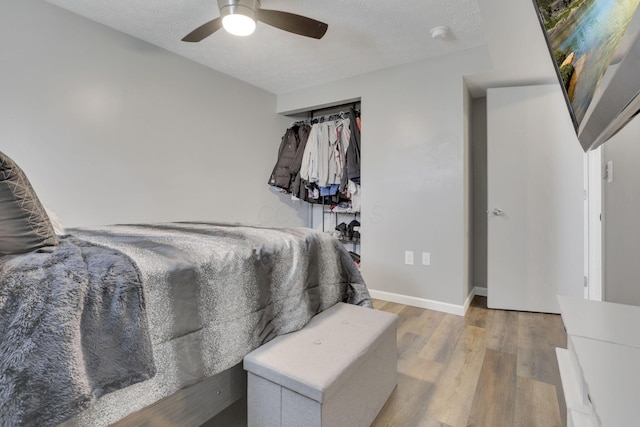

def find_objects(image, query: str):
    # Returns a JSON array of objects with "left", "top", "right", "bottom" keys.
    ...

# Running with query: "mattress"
[{"left": 59, "top": 222, "right": 371, "bottom": 426}]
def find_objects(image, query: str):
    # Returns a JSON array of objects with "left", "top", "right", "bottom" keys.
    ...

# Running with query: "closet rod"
[
  {"left": 309, "top": 101, "right": 360, "bottom": 118},
  {"left": 290, "top": 104, "right": 360, "bottom": 126},
  {"left": 291, "top": 112, "right": 356, "bottom": 127}
]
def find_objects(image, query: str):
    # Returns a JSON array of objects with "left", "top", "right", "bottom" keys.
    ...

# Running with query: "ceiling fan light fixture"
[
  {"left": 182, "top": 0, "right": 328, "bottom": 42},
  {"left": 219, "top": 0, "right": 259, "bottom": 36},
  {"left": 222, "top": 14, "right": 256, "bottom": 36}
]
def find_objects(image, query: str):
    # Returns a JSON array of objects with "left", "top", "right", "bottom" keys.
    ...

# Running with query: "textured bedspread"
[
  {"left": 64, "top": 222, "right": 371, "bottom": 426},
  {"left": 0, "top": 236, "right": 155, "bottom": 427}
]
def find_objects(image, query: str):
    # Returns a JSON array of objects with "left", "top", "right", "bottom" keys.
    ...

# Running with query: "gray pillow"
[{"left": 0, "top": 151, "right": 58, "bottom": 255}]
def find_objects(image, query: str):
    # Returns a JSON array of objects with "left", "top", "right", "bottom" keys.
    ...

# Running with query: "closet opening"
[{"left": 268, "top": 100, "right": 362, "bottom": 258}]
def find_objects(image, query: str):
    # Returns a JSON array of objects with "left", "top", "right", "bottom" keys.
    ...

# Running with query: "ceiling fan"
[{"left": 182, "top": 0, "right": 328, "bottom": 41}]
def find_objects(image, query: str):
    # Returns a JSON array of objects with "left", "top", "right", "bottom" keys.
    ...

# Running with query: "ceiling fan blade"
[
  {"left": 258, "top": 9, "right": 328, "bottom": 39},
  {"left": 182, "top": 17, "right": 223, "bottom": 42}
]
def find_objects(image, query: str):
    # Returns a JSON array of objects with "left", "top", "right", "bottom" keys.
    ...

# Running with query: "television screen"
[{"left": 532, "top": 0, "right": 640, "bottom": 133}]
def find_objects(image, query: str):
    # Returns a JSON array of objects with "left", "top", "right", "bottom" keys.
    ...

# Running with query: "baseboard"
[
  {"left": 462, "top": 286, "right": 488, "bottom": 313},
  {"left": 370, "top": 286, "right": 488, "bottom": 317},
  {"left": 474, "top": 286, "right": 488, "bottom": 297},
  {"left": 368, "top": 290, "right": 466, "bottom": 316}
]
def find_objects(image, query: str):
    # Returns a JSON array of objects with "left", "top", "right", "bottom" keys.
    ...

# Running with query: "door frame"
[{"left": 586, "top": 147, "right": 603, "bottom": 301}]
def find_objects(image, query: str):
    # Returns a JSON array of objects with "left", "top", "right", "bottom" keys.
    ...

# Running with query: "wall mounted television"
[{"left": 532, "top": 0, "right": 640, "bottom": 151}]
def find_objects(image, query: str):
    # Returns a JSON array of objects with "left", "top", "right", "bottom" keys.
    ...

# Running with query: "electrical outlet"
[
  {"left": 404, "top": 251, "right": 414, "bottom": 265},
  {"left": 422, "top": 252, "right": 431, "bottom": 266}
]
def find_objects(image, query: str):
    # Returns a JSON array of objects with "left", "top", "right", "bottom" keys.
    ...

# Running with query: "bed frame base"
[{"left": 112, "top": 363, "right": 246, "bottom": 427}]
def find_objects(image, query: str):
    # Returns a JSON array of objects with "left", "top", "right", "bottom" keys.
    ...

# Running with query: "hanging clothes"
[
  {"left": 334, "top": 118, "right": 350, "bottom": 179},
  {"left": 288, "top": 124, "right": 311, "bottom": 200},
  {"left": 299, "top": 123, "right": 320, "bottom": 185},
  {"left": 318, "top": 118, "right": 350, "bottom": 194},
  {"left": 320, "top": 120, "right": 342, "bottom": 187},
  {"left": 300, "top": 119, "right": 351, "bottom": 196},
  {"left": 268, "top": 124, "right": 311, "bottom": 190},
  {"left": 341, "top": 107, "right": 361, "bottom": 191},
  {"left": 268, "top": 108, "right": 360, "bottom": 206}
]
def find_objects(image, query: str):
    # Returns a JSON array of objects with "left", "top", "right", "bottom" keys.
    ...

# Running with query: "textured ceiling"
[{"left": 44, "top": 0, "right": 486, "bottom": 95}]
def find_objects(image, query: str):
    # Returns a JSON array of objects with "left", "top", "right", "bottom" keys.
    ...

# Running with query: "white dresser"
[{"left": 557, "top": 296, "right": 640, "bottom": 426}]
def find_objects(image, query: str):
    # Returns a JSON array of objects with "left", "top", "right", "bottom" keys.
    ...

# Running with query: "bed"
[{"left": 0, "top": 151, "right": 371, "bottom": 426}]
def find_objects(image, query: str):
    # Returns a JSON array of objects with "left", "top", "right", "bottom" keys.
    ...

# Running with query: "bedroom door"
[{"left": 486, "top": 85, "right": 585, "bottom": 313}]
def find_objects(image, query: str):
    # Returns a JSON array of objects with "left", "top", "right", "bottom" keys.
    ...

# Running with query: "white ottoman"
[{"left": 243, "top": 302, "right": 398, "bottom": 427}]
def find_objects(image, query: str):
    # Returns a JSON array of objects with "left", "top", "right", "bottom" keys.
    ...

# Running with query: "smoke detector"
[{"left": 430, "top": 26, "right": 450, "bottom": 40}]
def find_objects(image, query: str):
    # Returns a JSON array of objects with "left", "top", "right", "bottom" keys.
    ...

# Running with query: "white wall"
[
  {"left": 0, "top": 0, "right": 304, "bottom": 228},
  {"left": 602, "top": 115, "right": 640, "bottom": 305},
  {"left": 277, "top": 46, "right": 492, "bottom": 310},
  {"left": 468, "top": 0, "right": 558, "bottom": 95}
]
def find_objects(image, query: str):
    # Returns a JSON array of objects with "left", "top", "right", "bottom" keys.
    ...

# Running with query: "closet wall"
[{"left": 277, "top": 46, "right": 493, "bottom": 311}]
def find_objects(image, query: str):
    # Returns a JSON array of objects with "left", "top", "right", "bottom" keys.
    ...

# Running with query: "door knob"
[{"left": 492, "top": 208, "right": 504, "bottom": 216}]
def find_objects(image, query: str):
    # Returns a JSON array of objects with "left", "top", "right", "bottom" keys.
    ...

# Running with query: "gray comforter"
[
  {"left": 0, "top": 236, "right": 155, "bottom": 427},
  {"left": 45, "top": 222, "right": 370, "bottom": 426}
]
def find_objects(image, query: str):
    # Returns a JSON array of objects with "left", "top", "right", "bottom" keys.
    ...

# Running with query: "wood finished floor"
[
  {"left": 371, "top": 297, "right": 567, "bottom": 427},
  {"left": 205, "top": 296, "right": 567, "bottom": 427}
]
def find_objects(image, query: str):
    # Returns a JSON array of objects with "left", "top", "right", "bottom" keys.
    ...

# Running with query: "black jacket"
[
  {"left": 341, "top": 108, "right": 361, "bottom": 190},
  {"left": 268, "top": 124, "right": 311, "bottom": 191}
]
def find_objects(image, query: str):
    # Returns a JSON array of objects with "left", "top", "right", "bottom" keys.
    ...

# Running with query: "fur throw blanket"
[{"left": 0, "top": 236, "right": 155, "bottom": 426}]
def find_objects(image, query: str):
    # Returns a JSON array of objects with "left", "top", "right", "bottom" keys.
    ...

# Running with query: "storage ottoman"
[{"left": 243, "top": 302, "right": 398, "bottom": 427}]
